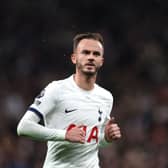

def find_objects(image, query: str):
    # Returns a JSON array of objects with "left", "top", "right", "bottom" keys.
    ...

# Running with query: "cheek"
[
  {"left": 76, "top": 57, "right": 84, "bottom": 65},
  {"left": 98, "top": 58, "right": 104, "bottom": 67}
]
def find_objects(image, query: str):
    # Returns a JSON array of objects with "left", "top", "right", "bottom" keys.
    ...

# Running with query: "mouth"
[{"left": 85, "top": 63, "right": 95, "bottom": 67}]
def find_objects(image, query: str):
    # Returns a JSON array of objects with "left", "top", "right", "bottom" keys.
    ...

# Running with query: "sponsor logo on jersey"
[
  {"left": 67, "top": 124, "right": 99, "bottom": 143},
  {"left": 65, "top": 109, "right": 77, "bottom": 113}
]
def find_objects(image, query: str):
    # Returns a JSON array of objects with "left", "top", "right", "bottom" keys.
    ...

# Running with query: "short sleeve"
[{"left": 29, "top": 82, "right": 58, "bottom": 118}]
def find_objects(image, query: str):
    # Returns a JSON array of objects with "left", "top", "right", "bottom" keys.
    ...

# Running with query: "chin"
[{"left": 83, "top": 70, "right": 96, "bottom": 76}]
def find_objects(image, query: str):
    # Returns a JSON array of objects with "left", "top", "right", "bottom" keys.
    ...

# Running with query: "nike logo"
[{"left": 65, "top": 109, "right": 77, "bottom": 113}]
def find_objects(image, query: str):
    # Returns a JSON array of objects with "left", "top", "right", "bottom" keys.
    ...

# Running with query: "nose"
[{"left": 87, "top": 53, "right": 95, "bottom": 60}]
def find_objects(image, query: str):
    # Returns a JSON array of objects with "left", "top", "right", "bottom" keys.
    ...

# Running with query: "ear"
[
  {"left": 100, "top": 57, "right": 104, "bottom": 67},
  {"left": 71, "top": 53, "right": 76, "bottom": 64}
]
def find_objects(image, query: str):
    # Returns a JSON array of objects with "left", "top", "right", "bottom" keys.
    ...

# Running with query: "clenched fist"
[
  {"left": 65, "top": 125, "right": 86, "bottom": 144},
  {"left": 104, "top": 117, "right": 121, "bottom": 142}
]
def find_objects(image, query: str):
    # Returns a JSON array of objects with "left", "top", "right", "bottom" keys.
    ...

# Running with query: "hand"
[
  {"left": 104, "top": 117, "right": 121, "bottom": 142},
  {"left": 65, "top": 125, "right": 86, "bottom": 144}
]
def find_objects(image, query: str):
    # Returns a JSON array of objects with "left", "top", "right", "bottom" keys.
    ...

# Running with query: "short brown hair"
[{"left": 73, "top": 32, "right": 104, "bottom": 51}]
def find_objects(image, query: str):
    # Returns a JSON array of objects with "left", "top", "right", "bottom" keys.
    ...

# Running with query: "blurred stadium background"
[{"left": 0, "top": 0, "right": 168, "bottom": 167}]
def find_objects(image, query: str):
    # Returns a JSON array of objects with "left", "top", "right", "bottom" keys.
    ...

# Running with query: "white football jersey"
[{"left": 29, "top": 75, "right": 113, "bottom": 168}]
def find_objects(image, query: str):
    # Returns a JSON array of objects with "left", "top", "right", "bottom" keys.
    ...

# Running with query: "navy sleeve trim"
[{"left": 28, "top": 107, "right": 44, "bottom": 121}]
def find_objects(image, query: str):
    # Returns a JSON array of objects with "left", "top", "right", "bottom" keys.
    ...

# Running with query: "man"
[{"left": 17, "top": 32, "right": 121, "bottom": 168}]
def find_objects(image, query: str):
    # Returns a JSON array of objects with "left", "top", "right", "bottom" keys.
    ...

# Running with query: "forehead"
[{"left": 76, "top": 39, "right": 103, "bottom": 53}]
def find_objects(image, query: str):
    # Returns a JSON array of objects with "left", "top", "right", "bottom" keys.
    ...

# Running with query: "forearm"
[{"left": 17, "top": 111, "right": 66, "bottom": 141}]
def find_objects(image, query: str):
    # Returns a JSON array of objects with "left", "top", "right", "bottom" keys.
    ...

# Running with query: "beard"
[{"left": 76, "top": 61, "right": 100, "bottom": 76}]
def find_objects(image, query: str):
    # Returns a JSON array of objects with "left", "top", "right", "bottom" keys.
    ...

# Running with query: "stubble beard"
[{"left": 76, "top": 62, "right": 99, "bottom": 77}]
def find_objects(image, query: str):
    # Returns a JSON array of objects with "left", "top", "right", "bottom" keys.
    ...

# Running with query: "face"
[{"left": 71, "top": 39, "right": 104, "bottom": 76}]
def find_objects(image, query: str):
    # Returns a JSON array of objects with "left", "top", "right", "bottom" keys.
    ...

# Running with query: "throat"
[{"left": 73, "top": 74, "right": 95, "bottom": 91}]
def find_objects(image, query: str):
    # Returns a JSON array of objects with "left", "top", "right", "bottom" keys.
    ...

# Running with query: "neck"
[{"left": 73, "top": 72, "right": 97, "bottom": 90}]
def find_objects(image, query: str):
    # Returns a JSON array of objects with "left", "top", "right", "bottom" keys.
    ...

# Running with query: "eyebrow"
[
  {"left": 93, "top": 51, "right": 101, "bottom": 56},
  {"left": 81, "top": 50, "right": 90, "bottom": 54},
  {"left": 81, "top": 50, "right": 101, "bottom": 56}
]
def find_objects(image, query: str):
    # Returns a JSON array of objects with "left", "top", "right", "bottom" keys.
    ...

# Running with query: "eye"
[
  {"left": 93, "top": 51, "right": 101, "bottom": 57},
  {"left": 81, "top": 50, "right": 90, "bottom": 55}
]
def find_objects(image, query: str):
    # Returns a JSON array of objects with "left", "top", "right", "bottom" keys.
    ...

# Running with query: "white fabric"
[
  {"left": 17, "top": 75, "right": 113, "bottom": 168},
  {"left": 17, "top": 112, "right": 66, "bottom": 141}
]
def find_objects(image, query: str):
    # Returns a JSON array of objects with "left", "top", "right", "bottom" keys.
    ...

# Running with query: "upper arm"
[{"left": 29, "top": 82, "right": 59, "bottom": 119}]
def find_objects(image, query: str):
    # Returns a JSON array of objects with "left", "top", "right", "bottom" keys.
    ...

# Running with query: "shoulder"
[
  {"left": 45, "top": 76, "right": 71, "bottom": 91},
  {"left": 95, "top": 84, "right": 113, "bottom": 101}
]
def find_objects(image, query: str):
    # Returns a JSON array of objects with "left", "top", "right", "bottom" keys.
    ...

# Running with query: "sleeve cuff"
[{"left": 53, "top": 129, "right": 66, "bottom": 141}]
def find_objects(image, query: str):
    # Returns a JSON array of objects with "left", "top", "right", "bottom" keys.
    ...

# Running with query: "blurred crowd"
[{"left": 0, "top": 0, "right": 168, "bottom": 167}]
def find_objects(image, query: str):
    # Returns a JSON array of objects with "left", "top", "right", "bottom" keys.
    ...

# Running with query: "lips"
[{"left": 85, "top": 63, "right": 95, "bottom": 67}]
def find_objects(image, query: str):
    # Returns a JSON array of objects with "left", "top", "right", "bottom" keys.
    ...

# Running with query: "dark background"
[{"left": 0, "top": 0, "right": 168, "bottom": 167}]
